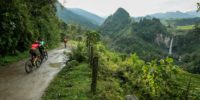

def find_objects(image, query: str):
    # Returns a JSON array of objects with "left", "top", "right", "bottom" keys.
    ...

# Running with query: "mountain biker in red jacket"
[{"left": 29, "top": 40, "right": 40, "bottom": 65}]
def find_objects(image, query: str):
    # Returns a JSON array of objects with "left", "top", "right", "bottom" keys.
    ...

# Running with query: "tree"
[
  {"left": 85, "top": 31, "right": 100, "bottom": 65},
  {"left": 0, "top": 0, "right": 61, "bottom": 57},
  {"left": 197, "top": 3, "right": 200, "bottom": 12}
]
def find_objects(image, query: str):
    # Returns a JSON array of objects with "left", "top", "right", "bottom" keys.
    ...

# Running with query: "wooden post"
[
  {"left": 88, "top": 41, "right": 91, "bottom": 64},
  {"left": 91, "top": 56, "right": 98, "bottom": 94},
  {"left": 90, "top": 46, "right": 93, "bottom": 66}
]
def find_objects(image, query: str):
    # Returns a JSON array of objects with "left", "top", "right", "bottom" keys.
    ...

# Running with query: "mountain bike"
[{"left": 25, "top": 55, "right": 42, "bottom": 73}]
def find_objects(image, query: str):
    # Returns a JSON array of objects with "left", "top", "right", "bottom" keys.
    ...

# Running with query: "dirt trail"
[{"left": 0, "top": 47, "right": 70, "bottom": 100}]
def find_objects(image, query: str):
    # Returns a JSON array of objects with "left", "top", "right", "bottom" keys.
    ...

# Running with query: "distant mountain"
[
  {"left": 100, "top": 8, "right": 131, "bottom": 36},
  {"left": 68, "top": 8, "right": 104, "bottom": 25},
  {"left": 186, "top": 11, "right": 200, "bottom": 17},
  {"left": 55, "top": 2, "right": 98, "bottom": 28},
  {"left": 100, "top": 8, "right": 169, "bottom": 60},
  {"left": 148, "top": 11, "right": 198, "bottom": 19}
]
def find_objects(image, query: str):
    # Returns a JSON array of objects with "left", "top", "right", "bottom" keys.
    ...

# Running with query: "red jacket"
[{"left": 31, "top": 43, "right": 40, "bottom": 50}]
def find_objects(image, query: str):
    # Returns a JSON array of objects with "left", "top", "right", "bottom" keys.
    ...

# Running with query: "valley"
[{"left": 1, "top": 0, "right": 200, "bottom": 100}]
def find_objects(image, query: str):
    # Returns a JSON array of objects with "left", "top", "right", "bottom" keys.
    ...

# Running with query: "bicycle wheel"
[
  {"left": 43, "top": 51, "right": 48, "bottom": 61},
  {"left": 35, "top": 58, "right": 42, "bottom": 68},
  {"left": 25, "top": 60, "right": 33, "bottom": 73}
]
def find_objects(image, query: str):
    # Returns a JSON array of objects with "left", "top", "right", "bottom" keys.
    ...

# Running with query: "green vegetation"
[
  {"left": 176, "top": 25, "right": 194, "bottom": 30},
  {"left": 0, "top": 51, "right": 28, "bottom": 66},
  {"left": 1, "top": 1, "right": 200, "bottom": 99},
  {"left": 165, "top": 18, "right": 200, "bottom": 27},
  {"left": 43, "top": 40, "right": 200, "bottom": 99},
  {"left": 173, "top": 24, "right": 200, "bottom": 73},
  {"left": 100, "top": 8, "right": 169, "bottom": 61},
  {"left": 0, "top": 0, "right": 61, "bottom": 56}
]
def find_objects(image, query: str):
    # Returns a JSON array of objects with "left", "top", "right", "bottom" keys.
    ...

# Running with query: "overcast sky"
[{"left": 58, "top": 0, "right": 199, "bottom": 17}]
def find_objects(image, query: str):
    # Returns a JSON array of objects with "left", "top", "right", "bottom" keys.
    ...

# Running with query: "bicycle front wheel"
[
  {"left": 25, "top": 60, "right": 33, "bottom": 73},
  {"left": 43, "top": 51, "right": 48, "bottom": 61}
]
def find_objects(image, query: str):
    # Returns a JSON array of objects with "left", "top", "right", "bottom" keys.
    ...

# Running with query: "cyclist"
[
  {"left": 63, "top": 37, "right": 67, "bottom": 48},
  {"left": 29, "top": 40, "right": 40, "bottom": 66},
  {"left": 38, "top": 38, "right": 46, "bottom": 57}
]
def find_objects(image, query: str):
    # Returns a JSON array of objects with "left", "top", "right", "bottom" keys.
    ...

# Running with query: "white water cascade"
[{"left": 169, "top": 37, "right": 174, "bottom": 55}]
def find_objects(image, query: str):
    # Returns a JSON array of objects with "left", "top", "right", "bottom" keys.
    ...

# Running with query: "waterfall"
[{"left": 169, "top": 38, "right": 174, "bottom": 55}]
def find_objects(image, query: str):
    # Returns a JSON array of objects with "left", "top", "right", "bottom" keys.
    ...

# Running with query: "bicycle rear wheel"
[
  {"left": 25, "top": 60, "right": 33, "bottom": 73},
  {"left": 43, "top": 51, "right": 48, "bottom": 61}
]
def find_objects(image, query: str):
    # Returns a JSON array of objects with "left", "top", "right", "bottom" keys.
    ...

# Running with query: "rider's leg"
[
  {"left": 64, "top": 43, "right": 66, "bottom": 48},
  {"left": 33, "top": 56, "right": 37, "bottom": 66},
  {"left": 30, "top": 50, "right": 36, "bottom": 66}
]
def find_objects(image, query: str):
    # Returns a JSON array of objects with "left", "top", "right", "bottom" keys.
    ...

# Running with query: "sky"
[{"left": 58, "top": 0, "right": 199, "bottom": 17}]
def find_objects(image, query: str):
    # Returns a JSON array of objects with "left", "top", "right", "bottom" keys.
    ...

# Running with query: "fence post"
[
  {"left": 91, "top": 56, "right": 98, "bottom": 94},
  {"left": 90, "top": 46, "right": 93, "bottom": 66}
]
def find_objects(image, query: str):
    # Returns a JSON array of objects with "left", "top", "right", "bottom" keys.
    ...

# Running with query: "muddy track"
[{"left": 0, "top": 47, "right": 70, "bottom": 100}]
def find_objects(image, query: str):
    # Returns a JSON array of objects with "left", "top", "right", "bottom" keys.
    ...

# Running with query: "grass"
[
  {"left": 42, "top": 63, "right": 92, "bottom": 100},
  {"left": 176, "top": 25, "right": 194, "bottom": 30},
  {"left": 0, "top": 51, "right": 29, "bottom": 66}
]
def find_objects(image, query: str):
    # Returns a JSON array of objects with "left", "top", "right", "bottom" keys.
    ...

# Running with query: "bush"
[{"left": 66, "top": 42, "right": 87, "bottom": 63}]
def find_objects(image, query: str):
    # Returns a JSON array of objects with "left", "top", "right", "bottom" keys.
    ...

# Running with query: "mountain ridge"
[
  {"left": 55, "top": 2, "right": 103, "bottom": 28},
  {"left": 68, "top": 8, "right": 105, "bottom": 25},
  {"left": 147, "top": 11, "right": 200, "bottom": 19}
]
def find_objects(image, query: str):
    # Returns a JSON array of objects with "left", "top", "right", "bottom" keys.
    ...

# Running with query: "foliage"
[
  {"left": 67, "top": 42, "right": 87, "bottom": 63},
  {"left": 43, "top": 39, "right": 200, "bottom": 100},
  {"left": 197, "top": 3, "right": 200, "bottom": 12},
  {"left": 0, "top": 0, "right": 61, "bottom": 57},
  {"left": 101, "top": 17, "right": 169, "bottom": 61},
  {"left": 174, "top": 24, "right": 200, "bottom": 73},
  {"left": 118, "top": 56, "right": 180, "bottom": 99},
  {"left": 0, "top": 51, "right": 28, "bottom": 66},
  {"left": 85, "top": 31, "right": 100, "bottom": 46},
  {"left": 60, "top": 23, "right": 88, "bottom": 40}
]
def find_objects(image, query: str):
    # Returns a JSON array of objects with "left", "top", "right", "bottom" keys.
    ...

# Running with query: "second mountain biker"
[{"left": 30, "top": 40, "right": 40, "bottom": 66}]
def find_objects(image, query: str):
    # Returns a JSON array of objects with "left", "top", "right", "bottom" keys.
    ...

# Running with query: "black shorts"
[{"left": 30, "top": 49, "right": 39, "bottom": 57}]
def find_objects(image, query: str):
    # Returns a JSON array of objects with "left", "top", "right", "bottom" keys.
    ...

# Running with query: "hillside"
[
  {"left": 55, "top": 2, "right": 98, "bottom": 29},
  {"left": 100, "top": 8, "right": 170, "bottom": 61},
  {"left": 68, "top": 8, "right": 104, "bottom": 25},
  {"left": 100, "top": 8, "right": 131, "bottom": 36},
  {"left": 186, "top": 11, "right": 200, "bottom": 17},
  {"left": 43, "top": 41, "right": 200, "bottom": 100}
]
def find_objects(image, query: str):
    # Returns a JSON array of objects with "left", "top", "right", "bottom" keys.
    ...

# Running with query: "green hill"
[
  {"left": 68, "top": 8, "right": 105, "bottom": 25},
  {"left": 100, "top": 8, "right": 131, "bottom": 36},
  {"left": 100, "top": 8, "right": 170, "bottom": 61},
  {"left": 55, "top": 2, "right": 98, "bottom": 29}
]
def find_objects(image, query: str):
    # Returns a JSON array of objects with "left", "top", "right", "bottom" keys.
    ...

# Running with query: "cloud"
[{"left": 58, "top": 0, "right": 199, "bottom": 17}]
